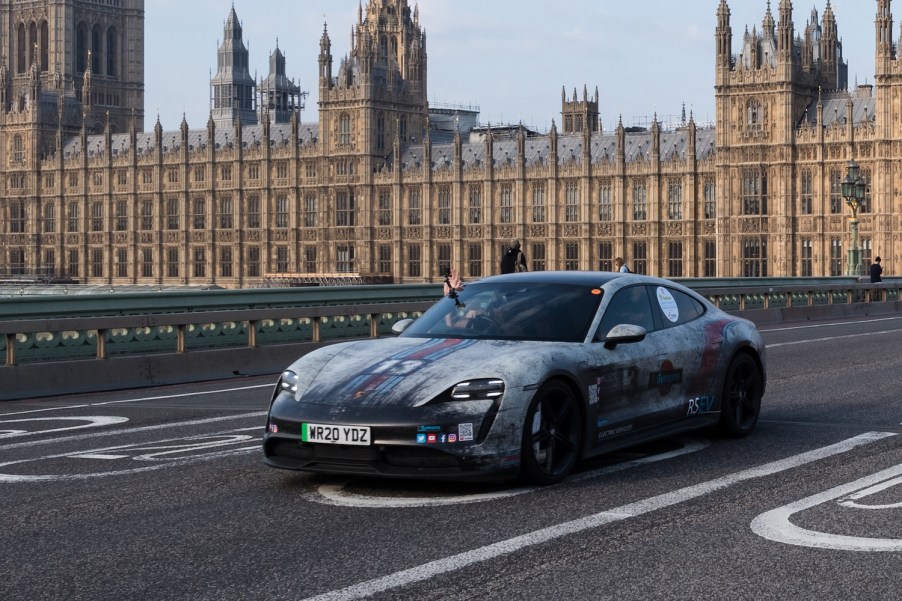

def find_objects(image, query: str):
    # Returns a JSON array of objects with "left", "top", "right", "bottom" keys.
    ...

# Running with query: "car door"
[
  {"left": 648, "top": 284, "right": 715, "bottom": 422},
  {"left": 583, "top": 284, "right": 663, "bottom": 445}
]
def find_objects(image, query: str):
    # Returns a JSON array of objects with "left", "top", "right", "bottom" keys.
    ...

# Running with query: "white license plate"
[{"left": 301, "top": 423, "right": 371, "bottom": 446}]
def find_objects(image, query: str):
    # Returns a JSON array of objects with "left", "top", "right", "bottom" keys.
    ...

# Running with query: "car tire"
[
  {"left": 718, "top": 352, "right": 763, "bottom": 438},
  {"left": 520, "top": 381, "right": 582, "bottom": 485}
]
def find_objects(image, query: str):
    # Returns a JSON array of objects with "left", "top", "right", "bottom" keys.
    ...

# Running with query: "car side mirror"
[
  {"left": 603, "top": 324, "right": 647, "bottom": 349},
  {"left": 391, "top": 318, "right": 415, "bottom": 335}
]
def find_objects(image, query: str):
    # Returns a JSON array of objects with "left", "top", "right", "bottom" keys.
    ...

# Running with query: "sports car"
[{"left": 263, "top": 271, "right": 766, "bottom": 484}]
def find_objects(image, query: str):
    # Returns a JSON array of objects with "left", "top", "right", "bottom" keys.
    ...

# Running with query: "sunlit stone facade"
[{"left": 0, "top": 0, "right": 897, "bottom": 286}]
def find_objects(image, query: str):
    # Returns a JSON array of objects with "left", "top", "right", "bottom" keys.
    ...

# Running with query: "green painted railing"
[{"left": 0, "top": 277, "right": 898, "bottom": 368}]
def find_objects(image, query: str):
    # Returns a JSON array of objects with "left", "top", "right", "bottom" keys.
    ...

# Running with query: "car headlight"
[
  {"left": 451, "top": 379, "right": 504, "bottom": 400},
  {"left": 279, "top": 370, "right": 299, "bottom": 394}
]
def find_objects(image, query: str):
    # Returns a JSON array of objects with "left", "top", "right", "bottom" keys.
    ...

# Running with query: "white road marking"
[
  {"left": 837, "top": 475, "right": 902, "bottom": 510},
  {"left": 761, "top": 316, "right": 902, "bottom": 333},
  {"left": 0, "top": 416, "right": 130, "bottom": 439},
  {"left": 0, "top": 432, "right": 262, "bottom": 482},
  {"left": 0, "top": 383, "right": 273, "bottom": 417},
  {"left": 751, "top": 462, "right": 902, "bottom": 551},
  {"left": 309, "top": 438, "right": 709, "bottom": 508},
  {"left": 767, "top": 329, "right": 902, "bottom": 348},
  {"left": 71, "top": 454, "right": 129, "bottom": 460},
  {"left": 0, "top": 412, "right": 266, "bottom": 451},
  {"left": 302, "top": 431, "right": 896, "bottom": 601}
]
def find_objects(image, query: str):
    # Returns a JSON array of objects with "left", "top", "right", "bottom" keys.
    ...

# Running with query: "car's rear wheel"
[
  {"left": 718, "top": 353, "right": 763, "bottom": 437},
  {"left": 520, "top": 381, "right": 582, "bottom": 485}
]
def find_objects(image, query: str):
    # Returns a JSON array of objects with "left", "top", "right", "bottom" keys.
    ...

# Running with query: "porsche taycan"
[{"left": 263, "top": 271, "right": 765, "bottom": 484}]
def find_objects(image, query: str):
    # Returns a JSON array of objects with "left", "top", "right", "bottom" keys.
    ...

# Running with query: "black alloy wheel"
[
  {"left": 520, "top": 381, "right": 582, "bottom": 485},
  {"left": 718, "top": 352, "right": 763, "bottom": 437}
]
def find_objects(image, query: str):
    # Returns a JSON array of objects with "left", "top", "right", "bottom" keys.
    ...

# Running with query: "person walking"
[
  {"left": 613, "top": 257, "right": 631, "bottom": 273},
  {"left": 500, "top": 240, "right": 528, "bottom": 274},
  {"left": 870, "top": 256, "right": 883, "bottom": 283}
]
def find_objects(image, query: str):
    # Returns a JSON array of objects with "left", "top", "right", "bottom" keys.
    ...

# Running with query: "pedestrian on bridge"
[{"left": 870, "top": 256, "right": 883, "bottom": 283}]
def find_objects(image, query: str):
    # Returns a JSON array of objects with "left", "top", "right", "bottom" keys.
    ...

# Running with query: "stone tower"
[
  {"left": 714, "top": 0, "right": 848, "bottom": 276},
  {"left": 875, "top": 0, "right": 902, "bottom": 139},
  {"left": 210, "top": 6, "right": 257, "bottom": 128},
  {"left": 561, "top": 85, "right": 599, "bottom": 134},
  {"left": 317, "top": 0, "right": 428, "bottom": 170},
  {"left": 0, "top": 0, "right": 144, "bottom": 136},
  {"left": 258, "top": 42, "right": 303, "bottom": 124}
]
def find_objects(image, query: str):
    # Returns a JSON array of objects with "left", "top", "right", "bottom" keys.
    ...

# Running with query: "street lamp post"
[{"left": 841, "top": 159, "right": 867, "bottom": 277}]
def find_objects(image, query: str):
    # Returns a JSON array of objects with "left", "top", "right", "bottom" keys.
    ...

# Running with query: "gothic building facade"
[{"left": 0, "top": 0, "right": 895, "bottom": 286}]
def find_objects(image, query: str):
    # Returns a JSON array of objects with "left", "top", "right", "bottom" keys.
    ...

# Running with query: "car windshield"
[{"left": 402, "top": 281, "right": 604, "bottom": 342}]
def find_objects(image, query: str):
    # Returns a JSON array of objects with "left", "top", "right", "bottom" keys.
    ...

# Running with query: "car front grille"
[{"left": 264, "top": 437, "right": 467, "bottom": 471}]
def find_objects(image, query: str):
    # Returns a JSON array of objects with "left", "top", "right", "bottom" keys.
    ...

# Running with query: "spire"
[
  {"left": 821, "top": 0, "right": 837, "bottom": 75},
  {"left": 211, "top": 4, "right": 257, "bottom": 128},
  {"left": 319, "top": 23, "right": 333, "bottom": 86},
  {"left": 777, "top": 0, "right": 794, "bottom": 62},
  {"left": 763, "top": 0, "right": 775, "bottom": 38},
  {"left": 716, "top": 0, "right": 732, "bottom": 68},
  {"left": 876, "top": 0, "right": 893, "bottom": 61},
  {"left": 82, "top": 50, "right": 92, "bottom": 117},
  {"left": 225, "top": 5, "right": 242, "bottom": 41}
]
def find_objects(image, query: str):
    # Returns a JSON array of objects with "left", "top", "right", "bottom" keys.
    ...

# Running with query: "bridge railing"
[
  {"left": 1, "top": 279, "right": 899, "bottom": 400},
  {"left": 1, "top": 301, "right": 433, "bottom": 367}
]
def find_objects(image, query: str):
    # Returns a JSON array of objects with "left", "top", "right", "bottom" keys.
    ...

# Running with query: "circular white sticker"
[{"left": 656, "top": 287, "right": 679, "bottom": 322}]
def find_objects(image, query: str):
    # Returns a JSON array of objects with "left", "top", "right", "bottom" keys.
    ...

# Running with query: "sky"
[{"left": 145, "top": 0, "right": 877, "bottom": 134}]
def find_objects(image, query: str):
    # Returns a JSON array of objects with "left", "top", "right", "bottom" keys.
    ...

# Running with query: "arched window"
[
  {"left": 106, "top": 27, "right": 118, "bottom": 77},
  {"left": 28, "top": 22, "right": 37, "bottom": 67},
  {"left": 40, "top": 21, "right": 49, "bottom": 71},
  {"left": 339, "top": 113, "right": 351, "bottom": 145},
  {"left": 91, "top": 24, "right": 102, "bottom": 73},
  {"left": 76, "top": 23, "right": 88, "bottom": 73},
  {"left": 376, "top": 112, "right": 385, "bottom": 151},
  {"left": 17, "top": 23, "right": 26, "bottom": 73},
  {"left": 12, "top": 135, "right": 24, "bottom": 163},
  {"left": 747, "top": 98, "right": 761, "bottom": 129}
]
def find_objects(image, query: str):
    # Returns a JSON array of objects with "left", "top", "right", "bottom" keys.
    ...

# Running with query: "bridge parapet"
[{"left": 1, "top": 279, "right": 899, "bottom": 401}]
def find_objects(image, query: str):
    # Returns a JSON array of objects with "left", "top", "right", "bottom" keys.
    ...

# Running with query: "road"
[{"left": 2, "top": 315, "right": 902, "bottom": 601}]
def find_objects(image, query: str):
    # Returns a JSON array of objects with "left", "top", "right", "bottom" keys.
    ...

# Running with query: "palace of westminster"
[{"left": 0, "top": 0, "right": 900, "bottom": 286}]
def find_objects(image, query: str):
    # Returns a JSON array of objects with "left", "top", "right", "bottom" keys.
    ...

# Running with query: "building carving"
[{"left": 0, "top": 0, "right": 897, "bottom": 284}]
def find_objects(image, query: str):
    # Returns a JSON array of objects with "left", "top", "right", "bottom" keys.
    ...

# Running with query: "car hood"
[{"left": 287, "top": 336, "right": 559, "bottom": 408}]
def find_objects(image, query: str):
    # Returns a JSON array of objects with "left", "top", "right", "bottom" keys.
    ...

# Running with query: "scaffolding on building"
[{"left": 259, "top": 273, "right": 393, "bottom": 287}]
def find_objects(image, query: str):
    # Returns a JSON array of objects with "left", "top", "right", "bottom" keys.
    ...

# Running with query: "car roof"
[{"left": 477, "top": 270, "right": 664, "bottom": 288}]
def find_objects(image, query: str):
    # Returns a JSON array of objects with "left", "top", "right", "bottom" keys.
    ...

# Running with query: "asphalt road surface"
[{"left": 3, "top": 315, "right": 902, "bottom": 601}]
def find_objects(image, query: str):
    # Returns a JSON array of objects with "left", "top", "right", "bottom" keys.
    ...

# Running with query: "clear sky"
[{"left": 145, "top": 0, "right": 877, "bottom": 134}]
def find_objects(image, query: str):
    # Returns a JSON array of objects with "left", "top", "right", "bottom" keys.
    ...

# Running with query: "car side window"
[
  {"left": 653, "top": 286, "right": 706, "bottom": 328},
  {"left": 596, "top": 285, "right": 655, "bottom": 340}
]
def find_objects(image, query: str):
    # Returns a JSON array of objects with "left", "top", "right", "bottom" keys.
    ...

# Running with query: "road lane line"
[
  {"left": 0, "top": 412, "right": 266, "bottom": 451},
  {"left": 0, "top": 431, "right": 263, "bottom": 482},
  {"left": 302, "top": 431, "right": 897, "bottom": 601},
  {"left": 71, "top": 454, "right": 130, "bottom": 460},
  {"left": 0, "top": 416, "right": 130, "bottom": 439},
  {"left": 0, "top": 383, "right": 273, "bottom": 417},
  {"left": 751, "top": 463, "right": 902, "bottom": 551},
  {"left": 767, "top": 328, "right": 902, "bottom": 348},
  {"left": 309, "top": 438, "right": 709, "bottom": 508},
  {"left": 761, "top": 316, "right": 902, "bottom": 333}
]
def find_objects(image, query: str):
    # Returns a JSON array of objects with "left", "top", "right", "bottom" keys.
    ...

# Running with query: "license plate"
[{"left": 301, "top": 423, "right": 371, "bottom": 446}]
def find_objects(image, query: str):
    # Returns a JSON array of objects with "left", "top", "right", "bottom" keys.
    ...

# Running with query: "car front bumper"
[{"left": 262, "top": 390, "right": 524, "bottom": 481}]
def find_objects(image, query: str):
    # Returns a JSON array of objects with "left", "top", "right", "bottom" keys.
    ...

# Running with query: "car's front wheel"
[
  {"left": 718, "top": 352, "right": 763, "bottom": 437},
  {"left": 520, "top": 381, "right": 582, "bottom": 485}
]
